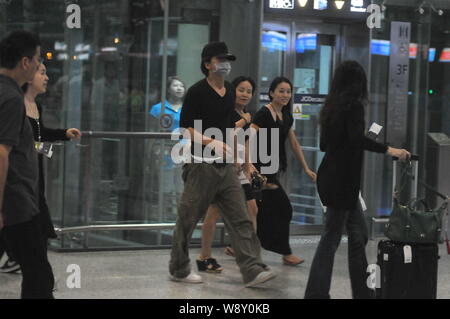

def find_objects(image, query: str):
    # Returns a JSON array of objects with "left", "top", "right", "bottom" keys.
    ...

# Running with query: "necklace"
[
  {"left": 34, "top": 118, "right": 41, "bottom": 142},
  {"left": 268, "top": 103, "right": 283, "bottom": 121}
]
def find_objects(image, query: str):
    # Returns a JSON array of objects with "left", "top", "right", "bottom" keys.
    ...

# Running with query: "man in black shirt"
[
  {"left": 0, "top": 31, "right": 55, "bottom": 299},
  {"left": 169, "top": 42, "right": 276, "bottom": 287}
]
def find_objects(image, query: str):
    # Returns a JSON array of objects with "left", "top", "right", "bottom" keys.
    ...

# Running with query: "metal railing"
[
  {"left": 55, "top": 131, "right": 204, "bottom": 239},
  {"left": 55, "top": 222, "right": 225, "bottom": 235},
  {"left": 54, "top": 131, "right": 322, "bottom": 245}
]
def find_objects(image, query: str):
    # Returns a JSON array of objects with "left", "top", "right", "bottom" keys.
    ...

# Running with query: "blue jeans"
[{"left": 304, "top": 204, "right": 373, "bottom": 299}]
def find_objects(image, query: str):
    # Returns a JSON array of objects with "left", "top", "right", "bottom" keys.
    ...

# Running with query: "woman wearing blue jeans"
[{"left": 304, "top": 61, "right": 411, "bottom": 299}]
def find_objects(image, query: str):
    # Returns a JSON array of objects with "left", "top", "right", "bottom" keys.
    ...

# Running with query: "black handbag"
[{"left": 385, "top": 162, "right": 449, "bottom": 244}]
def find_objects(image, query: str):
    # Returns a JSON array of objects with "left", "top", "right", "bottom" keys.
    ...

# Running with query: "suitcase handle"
[
  {"left": 392, "top": 155, "right": 419, "bottom": 161},
  {"left": 397, "top": 164, "right": 449, "bottom": 202}
]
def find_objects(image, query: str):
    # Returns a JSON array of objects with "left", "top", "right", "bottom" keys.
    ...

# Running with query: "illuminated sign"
[
  {"left": 262, "top": 31, "right": 287, "bottom": 52},
  {"left": 351, "top": 0, "right": 366, "bottom": 12},
  {"left": 371, "top": 40, "right": 426, "bottom": 60},
  {"left": 429, "top": 48, "right": 436, "bottom": 62},
  {"left": 371, "top": 39, "right": 390, "bottom": 56},
  {"left": 314, "top": 0, "right": 327, "bottom": 10},
  {"left": 75, "top": 44, "right": 91, "bottom": 52},
  {"left": 439, "top": 48, "right": 450, "bottom": 62},
  {"left": 409, "top": 43, "right": 417, "bottom": 59},
  {"left": 296, "top": 34, "right": 317, "bottom": 53},
  {"left": 54, "top": 41, "right": 67, "bottom": 51},
  {"left": 269, "top": 0, "right": 294, "bottom": 9}
]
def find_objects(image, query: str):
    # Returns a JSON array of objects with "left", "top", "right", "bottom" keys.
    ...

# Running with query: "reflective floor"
[{"left": 1, "top": 236, "right": 449, "bottom": 299}]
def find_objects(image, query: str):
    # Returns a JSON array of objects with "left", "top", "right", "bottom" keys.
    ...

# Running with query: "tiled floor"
[{"left": 1, "top": 236, "right": 449, "bottom": 299}]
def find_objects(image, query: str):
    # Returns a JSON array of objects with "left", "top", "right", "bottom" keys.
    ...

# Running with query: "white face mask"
[{"left": 213, "top": 61, "right": 231, "bottom": 77}]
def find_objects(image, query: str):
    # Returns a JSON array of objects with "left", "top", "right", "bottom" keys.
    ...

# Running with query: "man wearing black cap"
[{"left": 169, "top": 42, "right": 276, "bottom": 287}]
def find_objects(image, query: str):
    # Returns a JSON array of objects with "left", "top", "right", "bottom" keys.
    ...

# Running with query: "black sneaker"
[
  {"left": 196, "top": 258, "right": 223, "bottom": 273},
  {"left": 0, "top": 255, "right": 21, "bottom": 273}
]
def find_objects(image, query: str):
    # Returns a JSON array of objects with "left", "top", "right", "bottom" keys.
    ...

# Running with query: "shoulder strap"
[{"left": 398, "top": 161, "right": 448, "bottom": 201}]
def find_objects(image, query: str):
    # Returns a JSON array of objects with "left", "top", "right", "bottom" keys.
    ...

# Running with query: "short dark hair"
[
  {"left": 0, "top": 31, "right": 41, "bottom": 69},
  {"left": 232, "top": 76, "right": 256, "bottom": 96}
]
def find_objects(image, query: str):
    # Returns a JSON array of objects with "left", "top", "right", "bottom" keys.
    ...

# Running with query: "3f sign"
[
  {"left": 66, "top": 264, "right": 81, "bottom": 289},
  {"left": 366, "top": 4, "right": 382, "bottom": 29},
  {"left": 66, "top": 4, "right": 81, "bottom": 29}
]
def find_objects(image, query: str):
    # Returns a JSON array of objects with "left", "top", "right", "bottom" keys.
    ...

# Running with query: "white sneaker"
[
  {"left": 170, "top": 272, "right": 203, "bottom": 284},
  {"left": 245, "top": 271, "right": 276, "bottom": 288}
]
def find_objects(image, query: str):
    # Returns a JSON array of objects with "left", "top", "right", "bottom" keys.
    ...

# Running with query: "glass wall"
[
  {"left": 364, "top": 0, "right": 450, "bottom": 221},
  {"left": 1, "top": 0, "right": 260, "bottom": 250}
]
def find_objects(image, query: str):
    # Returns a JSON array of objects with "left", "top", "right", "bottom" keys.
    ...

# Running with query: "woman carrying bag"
[{"left": 304, "top": 61, "right": 411, "bottom": 299}]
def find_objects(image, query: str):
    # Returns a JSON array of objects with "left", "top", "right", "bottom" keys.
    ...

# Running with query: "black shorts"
[{"left": 242, "top": 183, "right": 256, "bottom": 201}]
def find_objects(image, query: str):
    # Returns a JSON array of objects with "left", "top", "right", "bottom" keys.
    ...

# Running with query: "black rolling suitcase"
[
  {"left": 376, "top": 240, "right": 439, "bottom": 299},
  {"left": 376, "top": 157, "right": 443, "bottom": 299}
]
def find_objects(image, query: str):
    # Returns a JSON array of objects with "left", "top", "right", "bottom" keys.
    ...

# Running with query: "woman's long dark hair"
[
  {"left": 268, "top": 76, "right": 293, "bottom": 114},
  {"left": 320, "top": 60, "right": 368, "bottom": 127}
]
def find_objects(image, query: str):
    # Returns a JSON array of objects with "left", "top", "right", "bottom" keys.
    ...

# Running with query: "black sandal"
[{"left": 196, "top": 258, "right": 223, "bottom": 273}]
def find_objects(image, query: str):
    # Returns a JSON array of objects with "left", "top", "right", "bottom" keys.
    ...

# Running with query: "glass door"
[
  {"left": 260, "top": 22, "right": 290, "bottom": 104},
  {"left": 287, "top": 26, "right": 339, "bottom": 231}
]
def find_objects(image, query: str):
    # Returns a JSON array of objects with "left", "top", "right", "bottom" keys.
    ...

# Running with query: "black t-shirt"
[
  {"left": 231, "top": 110, "right": 251, "bottom": 131},
  {"left": 180, "top": 79, "right": 235, "bottom": 159},
  {"left": 252, "top": 105, "right": 293, "bottom": 174},
  {"left": 0, "top": 75, "right": 39, "bottom": 226}
]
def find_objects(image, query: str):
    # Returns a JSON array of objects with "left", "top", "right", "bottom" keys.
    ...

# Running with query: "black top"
[
  {"left": 28, "top": 103, "right": 69, "bottom": 202},
  {"left": 180, "top": 79, "right": 236, "bottom": 159},
  {"left": 0, "top": 75, "right": 39, "bottom": 226},
  {"left": 232, "top": 110, "right": 251, "bottom": 131},
  {"left": 317, "top": 102, "right": 388, "bottom": 210},
  {"left": 252, "top": 105, "right": 293, "bottom": 176},
  {"left": 28, "top": 103, "right": 69, "bottom": 143}
]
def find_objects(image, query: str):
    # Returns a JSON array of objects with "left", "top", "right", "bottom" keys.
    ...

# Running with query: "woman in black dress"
[
  {"left": 251, "top": 77, "right": 317, "bottom": 266},
  {"left": 23, "top": 63, "right": 81, "bottom": 246},
  {"left": 304, "top": 61, "right": 410, "bottom": 299}
]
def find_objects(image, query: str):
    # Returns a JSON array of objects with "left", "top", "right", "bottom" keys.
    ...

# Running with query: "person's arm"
[
  {"left": 234, "top": 113, "right": 251, "bottom": 129},
  {"left": 237, "top": 123, "right": 259, "bottom": 178},
  {"left": 40, "top": 120, "right": 70, "bottom": 142},
  {"left": 288, "top": 129, "right": 317, "bottom": 182},
  {"left": 186, "top": 126, "right": 232, "bottom": 157},
  {"left": 0, "top": 97, "right": 23, "bottom": 230},
  {"left": 37, "top": 104, "right": 75, "bottom": 142},
  {"left": 346, "top": 105, "right": 410, "bottom": 160},
  {"left": 0, "top": 144, "right": 11, "bottom": 230},
  {"left": 346, "top": 105, "right": 389, "bottom": 153}
]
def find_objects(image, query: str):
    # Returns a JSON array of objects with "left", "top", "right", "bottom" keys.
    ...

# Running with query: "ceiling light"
[
  {"left": 298, "top": 0, "right": 308, "bottom": 7},
  {"left": 335, "top": 0, "right": 345, "bottom": 10}
]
